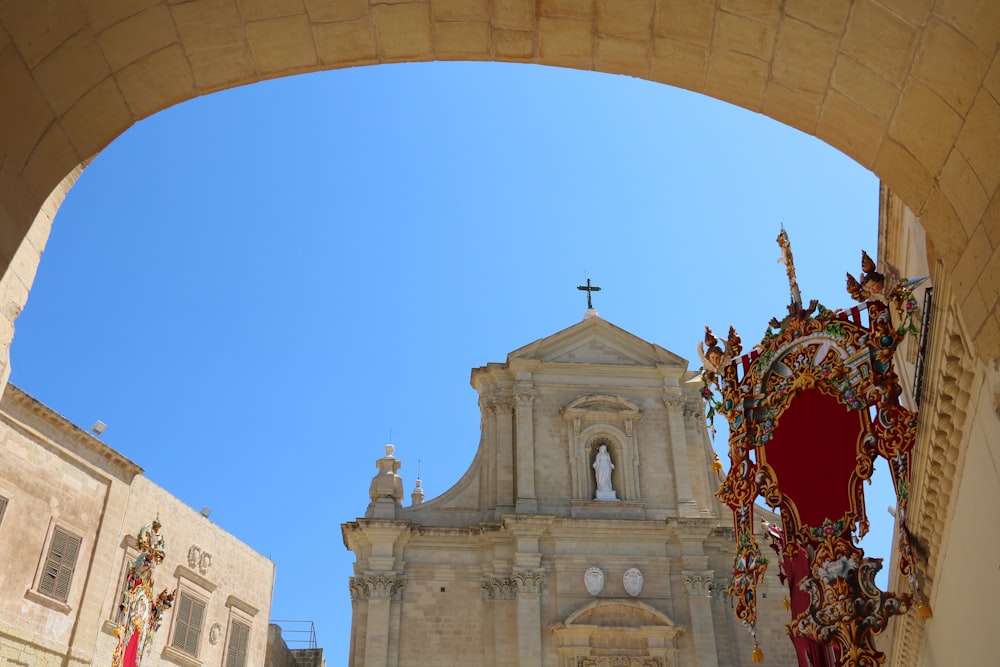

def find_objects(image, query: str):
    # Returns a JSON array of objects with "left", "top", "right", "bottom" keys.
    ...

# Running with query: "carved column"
[
  {"left": 515, "top": 385, "right": 538, "bottom": 513},
  {"left": 682, "top": 568, "right": 719, "bottom": 667},
  {"left": 515, "top": 570, "right": 544, "bottom": 667},
  {"left": 494, "top": 398, "right": 515, "bottom": 515},
  {"left": 350, "top": 574, "right": 404, "bottom": 667},
  {"left": 664, "top": 391, "right": 698, "bottom": 517}
]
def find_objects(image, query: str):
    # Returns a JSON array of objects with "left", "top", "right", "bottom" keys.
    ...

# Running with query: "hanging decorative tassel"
[
  {"left": 712, "top": 453, "right": 723, "bottom": 475},
  {"left": 917, "top": 601, "right": 933, "bottom": 619},
  {"left": 782, "top": 595, "right": 790, "bottom": 611},
  {"left": 751, "top": 642, "right": 764, "bottom": 663}
]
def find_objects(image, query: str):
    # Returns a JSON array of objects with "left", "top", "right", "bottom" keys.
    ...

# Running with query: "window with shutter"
[
  {"left": 0, "top": 495, "right": 8, "bottom": 528},
  {"left": 172, "top": 591, "right": 207, "bottom": 657},
  {"left": 225, "top": 620, "right": 251, "bottom": 667},
  {"left": 38, "top": 526, "right": 82, "bottom": 602}
]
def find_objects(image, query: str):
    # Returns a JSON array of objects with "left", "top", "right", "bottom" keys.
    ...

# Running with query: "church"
[{"left": 342, "top": 309, "right": 795, "bottom": 666}]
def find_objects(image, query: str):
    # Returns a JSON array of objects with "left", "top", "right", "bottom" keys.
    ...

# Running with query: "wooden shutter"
[
  {"left": 38, "top": 526, "right": 82, "bottom": 602},
  {"left": 0, "top": 495, "right": 8, "bottom": 527},
  {"left": 225, "top": 621, "right": 251, "bottom": 667},
  {"left": 172, "top": 592, "right": 207, "bottom": 656}
]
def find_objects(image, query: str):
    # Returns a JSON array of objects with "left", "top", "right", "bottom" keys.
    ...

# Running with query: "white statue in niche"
[
  {"left": 593, "top": 444, "right": 618, "bottom": 501},
  {"left": 584, "top": 567, "right": 605, "bottom": 596},
  {"left": 623, "top": 567, "right": 644, "bottom": 597}
]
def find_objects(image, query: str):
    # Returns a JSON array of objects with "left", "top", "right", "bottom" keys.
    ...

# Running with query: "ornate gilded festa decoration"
[
  {"left": 111, "top": 516, "right": 176, "bottom": 667},
  {"left": 698, "top": 230, "right": 929, "bottom": 666}
]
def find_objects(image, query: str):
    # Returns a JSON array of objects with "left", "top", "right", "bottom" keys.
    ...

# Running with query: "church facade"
[{"left": 342, "top": 314, "right": 795, "bottom": 666}]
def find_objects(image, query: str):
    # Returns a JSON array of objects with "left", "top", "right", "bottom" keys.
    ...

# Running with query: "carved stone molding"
[
  {"left": 514, "top": 569, "right": 544, "bottom": 595},
  {"left": 349, "top": 574, "right": 404, "bottom": 602},
  {"left": 187, "top": 545, "right": 212, "bottom": 574},
  {"left": 681, "top": 570, "right": 714, "bottom": 598},
  {"left": 481, "top": 575, "right": 518, "bottom": 601},
  {"left": 577, "top": 657, "right": 664, "bottom": 667}
]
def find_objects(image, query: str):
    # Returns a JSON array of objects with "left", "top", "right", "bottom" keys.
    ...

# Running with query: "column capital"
[
  {"left": 349, "top": 573, "right": 405, "bottom": 602},
  {"left": 513, "top": 569, "right": 544, "bottom": 596},
  {"left": 481, "top": 575, "right": 518, "bottom": 601},
  {"left": 682, "top": 570, "right": 715, "bottom": 598}
]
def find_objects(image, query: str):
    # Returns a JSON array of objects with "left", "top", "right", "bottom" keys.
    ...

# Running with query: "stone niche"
[{"left": 562, "top": 394, "right": 643, "bottom": 508}]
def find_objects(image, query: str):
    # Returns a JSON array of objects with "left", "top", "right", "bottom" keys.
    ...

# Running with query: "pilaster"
[
  {"left": 493, "top": 398, "right": 515, "bottom": 516},
  {"left": 664, "top": 390, "right": 698, "bottom": 517},
  {"left": 514, "top": 384, "right": 537, "bottom": 514}
]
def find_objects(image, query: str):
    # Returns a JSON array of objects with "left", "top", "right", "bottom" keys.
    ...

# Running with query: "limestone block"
[
  {"left": 719, "top": 0, "right": 781, "bottom": 25},
  {"left": 762, "top": 82, "right": 821, "bottom": 135},
  {"left": 538, "top": 16, "right": 593, "bottom": 71},
  {"left": 712, "top": 11, "right": 774, "bottom": 60},
  {"left": 771, "top": 18, "right": 838, "bottom": 95},
  {"left": 934, "top": 0, "right": 1000, "bottom": 55},
  {"left": 304, "top": 0, "right": 367, "bottom": 22},
  {"left": 0, "top": 161, "right": 39, "bottom": 229},
  {"left": 0, "top": 48, "right": 53, "bottom": 170},
  {"left": 959, "top": 269, "right": 990, "bottom": 336},
  {"left": 79, "top": 0, "right": 160, "bottom": 33},
  {"left": 952, "top": 226, "right": 993, "bottom": 308},
  {"left": 171, "top": 0, "right": 247, "bottom": 54},
  {"left": 654, "top": 0, "right": 713, "bottom": 44},
  {"left": 973, "top": 311, "right": 1000, "bottom": 367},
  {"left": 22, "top": 124, "right": 79, "bottom": 203},
  {"left": 875, "top": 140, "right": 934, "bottom": 218},
  {"left": 61, "top": 77, "right": 134, "bottom": 159},
  {"left": 0, "top": 0, "right": 88, "bottom": 67},
  {"left": 372, "top": 3, "right": 433, "bottom": 62},
  {"left": 493, "top": 0, "right": 535, "bottom": 32},
  {"left": 939, "top": 149, "right": 989, "bottom": 237},
  {"left": 983, "top": 196, "right": 1000, "bottom": 253},
  {"left": 116, "top": 45, "right": 197, "bottom": 120},
  {"left": 33, "top": 30, "right": 110, "bottom": 116},
  {"left": 189, "top": 43, "right": 258, "bottom": 93},
  {"left": 703, "top": 49, "right": 766, "bottom": 112},
  {"left": 434, "top": 21, "right": 490, "bottom": 60},
  {"left": 920, "top": 188, "right": 967, "bottom": 270},
  {"left": 246, "top": 15, "right": 317, "bottom": 75},
  {"left": 237, "top": 0, "right": 307, "bottom": 22},
  {"left": 841, "top": 0, "right": 917, "bottom": 86},
  {"left": 890, "top": 81, "right": 963, "bottom": 176},
  {"left": 956, "top": 90, "right": 1000, "bottom": 199},
  {"left": 985, "top": 54, "right": 1000, "bottom": 103},
  {"left": 494, "top": 29, "right": 534, "bottom": 61},
  {"left": 539, "top": 0, "right": 591, "bottom": 18},
  {"left": 596, "top": 0, "right": 653, "bottom": 41},
  {"left": 784, "top": 0, "right": 849, "bottom": 35},
  {"left": 830, "top": 54, "right": 900, "bottom": 121},
  {"left": 649, "top": 38, "right": 708, "bottom": 92},
  {"left": 914, "top": 18, "right": 987, "bottom": 116},
  {"left": 97, "top": 4, "right": 178, "bottom": 71},
  {"left": 817, "top": 90, "right": 884, "bottom": 168},
  {"left": 313, "top": 20, "right": 377, "bottom": 66},
  {"left": 432, "top": 0, "right": 488, "bottom": 21},
  {"left": 595, "top": 36, "right": 649, "bottom": 78}
]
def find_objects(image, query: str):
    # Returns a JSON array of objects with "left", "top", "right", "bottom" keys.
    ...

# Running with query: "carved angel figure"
[
  {"left": 697, "top": 325, "right": 741, "bottom": 375},
  {"left": 846, "top": 250, "right": 898, "bottom": 303}
]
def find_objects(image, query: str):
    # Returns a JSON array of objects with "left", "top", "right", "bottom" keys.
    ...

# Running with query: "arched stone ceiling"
[{"left": 0, "top": 0, "right": 997, "bottom": 373}]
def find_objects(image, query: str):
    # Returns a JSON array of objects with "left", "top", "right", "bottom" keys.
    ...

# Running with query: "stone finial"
[
  {"left": 411, "top": 478, "right": 424, "bottom": 505},
  {"left": 369, "top": 443, "right": 404, "bottom": 506}
]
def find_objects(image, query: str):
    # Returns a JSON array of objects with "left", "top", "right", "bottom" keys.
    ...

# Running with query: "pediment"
[{"left": 508, "top": 317, "right": 686, "bottom": 369}]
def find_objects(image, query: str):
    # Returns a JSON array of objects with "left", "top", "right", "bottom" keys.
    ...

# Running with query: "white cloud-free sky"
[{"left": 11, "top": 62, "right": 890, "bottom": 662}]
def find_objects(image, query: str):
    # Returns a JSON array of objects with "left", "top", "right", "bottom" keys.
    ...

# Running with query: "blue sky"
[{"left": 10, "top": 62, "right": 887, "bottom": 661}]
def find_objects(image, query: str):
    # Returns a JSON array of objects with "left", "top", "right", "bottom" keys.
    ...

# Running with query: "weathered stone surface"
[
  {"left": 435, "top": 20, "right": 489, "bottom": 60},
  {"left": 842, "top": 0, "right": 917, "bottom": 86},
  {"left": 97, "top": 4, "right": 178, "bottom": 71},
  {"left": 372, "top": 2, "right": 433, "bottom": 62},
  {"left": 245, "top": 14, "right": 317, "bottom": 75},
  {"left": 313, "top": 19, "right": 377, "bottom": 66},
  {"left": 650, "top": 37, "right": 707, "bottom": 92}
]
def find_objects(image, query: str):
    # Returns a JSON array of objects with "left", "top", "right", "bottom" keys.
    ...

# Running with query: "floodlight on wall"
[{"left": 91, "top": 421, "right": 107, "bottom": 436}]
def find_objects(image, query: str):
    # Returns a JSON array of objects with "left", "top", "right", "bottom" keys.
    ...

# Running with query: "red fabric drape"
[
  {"left": 123, "top": 630, "right": 140, "bottom": 667},
  {"left": 763, "top": 388, "right": 864, "bottom": 530}
]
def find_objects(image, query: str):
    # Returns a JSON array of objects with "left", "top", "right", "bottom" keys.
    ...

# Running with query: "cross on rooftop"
[{"left": 577, "top": 278, "right": 601, "bottom": 309}]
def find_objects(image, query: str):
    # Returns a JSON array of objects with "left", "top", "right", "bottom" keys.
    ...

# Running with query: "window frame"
[
  {"left": 170, "top": 589, "right": 208, "bottom": 658},
  {"left": 224, "top": 618, "right": 251, "bottom": 667},
  {"left": 35, "top": 523, "right": 83, "bottom": 603}
]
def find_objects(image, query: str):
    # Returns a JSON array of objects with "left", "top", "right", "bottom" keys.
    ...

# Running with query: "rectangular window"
[
  {"left": 0, "top": 494, "right": 7, "bottom": 528},
  {"left": 225, "top": 620, "right": 251, "bottom": 667},
  {"left": 172, "top": 591, "right": 206, "bottom": 657},
  {"left": 38, "top": 526, "right": 81, "bottom": 602}
]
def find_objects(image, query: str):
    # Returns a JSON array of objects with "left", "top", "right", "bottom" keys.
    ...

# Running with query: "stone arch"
[
  {"left": 552, "top": 599, "right": 682, "bottom": 667},
  {"left": 0, "top": 0, "right": 998, "bottom": 387}
]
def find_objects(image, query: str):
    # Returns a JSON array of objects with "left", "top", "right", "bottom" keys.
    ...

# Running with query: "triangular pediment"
[{"left": 508, "top": 317, "right": 686, "bottom": 368}]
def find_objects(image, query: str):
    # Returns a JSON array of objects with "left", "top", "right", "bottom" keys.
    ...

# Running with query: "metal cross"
[{"left": 577, "top": 278, "right": 602, "bottom": 309}]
